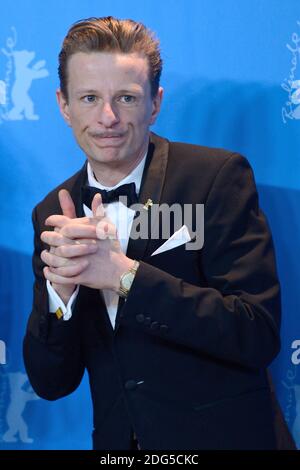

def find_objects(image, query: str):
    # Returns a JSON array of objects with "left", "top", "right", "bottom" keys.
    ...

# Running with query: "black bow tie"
[{"left": 81, "top": 182, "right": 138, "bottom": 209}]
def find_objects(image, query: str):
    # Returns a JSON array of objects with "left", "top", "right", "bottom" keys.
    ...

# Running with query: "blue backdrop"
[{"left": 0, "top": 0, "right": 300, "bottom": 449}]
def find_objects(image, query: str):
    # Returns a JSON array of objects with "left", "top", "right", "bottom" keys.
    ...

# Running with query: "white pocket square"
[{"left": 151, "top": 225, "right": 192, "bottom": 256}]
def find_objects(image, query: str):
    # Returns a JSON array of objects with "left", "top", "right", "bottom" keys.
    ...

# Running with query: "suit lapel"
[
  {"left": 69, "top": 161, "right": 88, "bottom": 218},
  {"left": 125, "top": 132, "right": 169, "bottom": 262},
  {"left": 114, "top": 133, "right": 170, "bottom": 328}
]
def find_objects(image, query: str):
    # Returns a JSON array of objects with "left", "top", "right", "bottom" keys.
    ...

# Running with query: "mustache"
[{"left": 89, "top": 131, "right": 126, "bottom": 138}]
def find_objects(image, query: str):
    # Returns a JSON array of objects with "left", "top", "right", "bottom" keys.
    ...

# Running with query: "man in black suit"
[{"left": 23, "top": 16, "right": 294, "bottom": 450}]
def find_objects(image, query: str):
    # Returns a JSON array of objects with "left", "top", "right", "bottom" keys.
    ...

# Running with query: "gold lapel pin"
[
  {"left": 55, "top": 307, "right": 63, "bottom": 320},
  {"left": 143, "top": 198, "right": 153, "bottom": 210}
]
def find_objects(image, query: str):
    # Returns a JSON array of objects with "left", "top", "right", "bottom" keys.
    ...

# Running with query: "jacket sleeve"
[
  {"left": 121, "top": 153, "right": 281, "bottom": 370},
  {"left": 23, "top": 206, "right": 85, "bottom": 400}
]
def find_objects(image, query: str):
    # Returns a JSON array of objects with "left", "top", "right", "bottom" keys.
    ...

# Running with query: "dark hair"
[{"left": 58, "top": 16, "right": 162, "bottom": 100}]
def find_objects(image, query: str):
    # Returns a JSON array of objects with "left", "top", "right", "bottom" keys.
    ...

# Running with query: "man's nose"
[{"left": 97, "top": 102, "right": 120, "bottom": 127}]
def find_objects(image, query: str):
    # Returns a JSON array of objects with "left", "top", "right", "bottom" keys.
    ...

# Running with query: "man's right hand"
[
  {"left": 43, "top": 189, "right": 100, "bottom": 305},
  {"left": 49, "top": 190, "right": 78, "bottom": 304}
]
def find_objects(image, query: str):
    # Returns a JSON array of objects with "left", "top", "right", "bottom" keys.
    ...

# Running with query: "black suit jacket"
[{"left": 24, "top": 132, "right": 286, "bottom": 449}]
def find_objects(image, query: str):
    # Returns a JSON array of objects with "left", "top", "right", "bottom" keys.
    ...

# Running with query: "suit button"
[
  {"left": 160, "top": 324, "right": 169, "bottom": 333},
  {"left": 144, "top": 316, "right": 151, "bottom": 325},
  {"left": 136, "top": 314, "right": 145, "bottom": 323},
  {"left": 150, "top": 321, "right": 159, "bottom": 330},
  {"left": 125, "top": 380, "right": 138, "bottom": 391}
]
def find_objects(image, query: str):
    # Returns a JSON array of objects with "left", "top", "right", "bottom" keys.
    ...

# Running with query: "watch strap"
[{"left": 117, "top": 260, "right": 140, "bottom": 298}]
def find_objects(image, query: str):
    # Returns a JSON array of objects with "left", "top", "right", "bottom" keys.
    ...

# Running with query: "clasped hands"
[{"left": 40, "top": 189, "right": 134, "bottom": 303}]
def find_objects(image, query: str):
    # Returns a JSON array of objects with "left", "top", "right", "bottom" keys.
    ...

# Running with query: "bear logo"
[
  {"left": 2, "top": 372, "right": 40, "bottom": 443},
  {"left": 6, "top": 50, "right": 48, "bottom": 121}
]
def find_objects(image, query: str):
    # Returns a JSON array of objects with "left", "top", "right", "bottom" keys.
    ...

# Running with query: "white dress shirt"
[{"left": 47, "top": 152, "right": 147, "bottom": 329}]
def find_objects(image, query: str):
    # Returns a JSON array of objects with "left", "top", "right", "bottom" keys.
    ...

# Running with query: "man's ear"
[
  {"left": 150, "top": 86, "right": 163, "bottom": 125},
  {"left": 56, "top": 89, "right": 71, "bottom": 127}
]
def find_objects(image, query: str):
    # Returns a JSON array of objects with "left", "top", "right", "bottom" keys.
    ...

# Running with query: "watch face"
[{"left": 122, "top": 272, "right": 134, "bottom": 289}]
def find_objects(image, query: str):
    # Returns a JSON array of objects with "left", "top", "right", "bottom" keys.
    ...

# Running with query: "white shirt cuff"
[{"left": 47, "top": 280, "right": 79, "bottom": 321}]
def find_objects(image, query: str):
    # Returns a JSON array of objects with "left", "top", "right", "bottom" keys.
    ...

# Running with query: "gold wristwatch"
[{"left": 117, "top": 260, "right": 140, "bottom": 298}]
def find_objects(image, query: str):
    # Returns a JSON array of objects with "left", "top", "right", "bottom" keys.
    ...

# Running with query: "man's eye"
[
  {"left": 83, "top": 95, "right": 96, "bottom": 103},
  {"left": 119, "top": 95, "right": 136, "bottom": 104}
]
